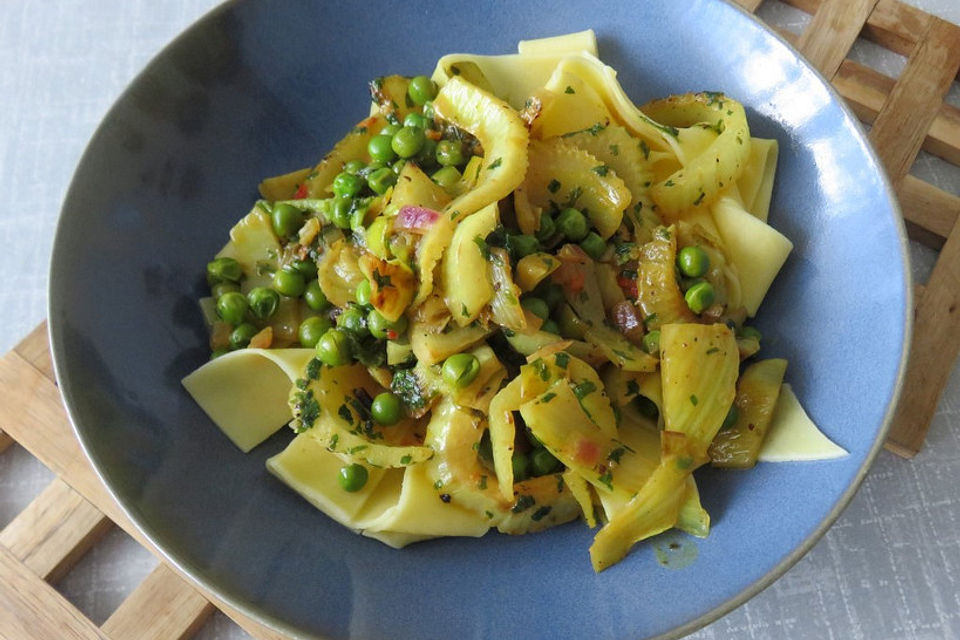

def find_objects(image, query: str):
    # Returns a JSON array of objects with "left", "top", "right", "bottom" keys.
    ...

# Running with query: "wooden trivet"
[
  {"left": 2, "top": 1, "right": 958, "bottom": 637},
  {"left": 735, "top": 0, "right": 960, "bottom": 458}
]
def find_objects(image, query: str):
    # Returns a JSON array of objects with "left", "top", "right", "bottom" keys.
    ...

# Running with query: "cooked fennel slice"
[
  {"left": 410, "top": 322, "right": 491, "bottom": 366},
  {"left": 643, "top": 92, "right": 752, "bottom": 218},
  {"left": 289, "top": 363, "right": 432, "bottom": 468},
  {"left": 317, "top": 239, "right": 365, "bottom": 309},
  {"left": 636, "top": 226, "right": 697, "bottom": 328},
  {"left": 523, "top": 138, "right": 630, "bottom": 239},
  {"left": 216, "top": 206, "right": 280, "bottom": 292},
  {"left": 298, "top": 114, "right": 388, "bottom": 198},
  {"left": 443, "top": 202, "right": 497, "bottom": 325},
  {"left": 710, "top": 358, "right": 788, "bottom": 468},
  {"left": 561, "top": 123, "right": 656, "bottom": 211},
  {"left": 431, "top": 76, "right": 529, "bottom": 222},
  {"left": 496, "top": 473, "right": 581, "bottom": 535},
  {"left": 589, "top": 430, "right": 692, "bottom": 572},
  {"left": 659, "top": 323, "right": 739, "bottom": 457}
]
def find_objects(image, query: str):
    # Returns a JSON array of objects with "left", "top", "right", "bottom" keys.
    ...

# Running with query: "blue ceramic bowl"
[{"left": 50, "top": 1, "right": 910, "bottom": 638}]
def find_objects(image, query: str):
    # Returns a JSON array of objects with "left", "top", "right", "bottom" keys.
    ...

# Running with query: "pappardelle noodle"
[{"left": 184, "top": 31, "right": 846, "bottom": 571}]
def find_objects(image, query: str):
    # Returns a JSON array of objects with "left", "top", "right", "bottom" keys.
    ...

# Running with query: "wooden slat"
[
  {"left": 0, "top": 544, "right": 108, "bottom": 640},
  {"left": 795, "top": 0, "right": 879, "bottom": 78},
  {"left": 899, "top": 175, "right": 960, "bottom": 249},
  {"left": 732, "top": 0, "right": 766, "bottom": 12},
  {"left": 783, "top": 0, "right": 934, "bottom": 58},
  {"left": 886, "top": 218, "right": 960, "bottom": 457},
  {"left": 0, "top": 349, "right": 289, "bottom": 640},
  {"left": 0, "top": 478, "right": 111, "bottom": 583},
  {"left": 15, "top": 322, "right": 55, "bottom": 381},
  {"left": 869, "top": 19, "right": 960, "bottom": 185},
  {"left": 833, "top": 59, "right": 960, "bottom": 167},
  {"left": 102, "top": 564, "right": 214, "bottom": 640}
]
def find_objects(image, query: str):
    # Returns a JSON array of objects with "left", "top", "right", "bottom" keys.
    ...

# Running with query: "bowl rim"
[{"left": 47, "top": 1, "right": 913, "bottom": 638}]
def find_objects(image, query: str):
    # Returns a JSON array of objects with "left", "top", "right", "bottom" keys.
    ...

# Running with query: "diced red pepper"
[
  {"left": 293, "top": 183, "right": 308, "bottom": 199},
  {"left": 617, "top": 275, "right": 638, "bottom": 299}
]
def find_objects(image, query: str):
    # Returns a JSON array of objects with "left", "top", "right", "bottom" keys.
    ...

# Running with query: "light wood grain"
[
  {"left": 796, "top": 0, "right": 879, "bottom": 79},
  {"left": 0, "top": 544, "right": 108, "bottom": 640},
  {"left": 899, "top": 175, "right": 960, "bottom": 249},
  {"left": 15, "top": 322, "right": 55, "bottom": 381},
  {"left": 886, "top": 215, "right": 960, "bottom": 457},
  {"left": 868, "top": 19, "right": 960, "bottom": 185},
  {"left": 102, "top": 564, "right": 214, "bottom": 640},
  {"left": 833, "top": 59, "right": 960, "bottom": 167},
  {"left": 0, "top": 478, "right": 111, "bottom": 583},
  {"left": 732, "top": 0, "right": 766, "bottom": 12},
  {"left": 0, "top": 349, "right": 290, "bottom": 640},
  {"left": 783, "top": 0, "right": 935, "bottom": 58}
]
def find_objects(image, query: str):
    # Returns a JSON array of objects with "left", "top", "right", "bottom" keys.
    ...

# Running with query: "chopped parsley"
[
  {"left": 512, "top": 494, "right": 536, "bottom": 513},
  {"left": 531, "top": 506, "right": 552, "bottom": 522},
  {"left": 573, "top": 380, "right": 597, "bottom": 400},
  {"left": 592, "top": 165, "right": 610, "bottom": 177},
  {"left": 400, "top": 455, "right": 412, "bottom": 465},
  {"left": 547, "top": 178, "right": 561, "bottom": 193},
  {"left": 639, "top": 139, "right": 650, "bottom": 160},
  {"left": 564, "top": 85, "right": 575, "bottom": 94},
  {"left": 554, "top": 352, "right": 570, "bottom": 368},
  {"left": 487, "top": 157, "right": 503, "bottom": 170},
  {"left": 690, "top": 394, "right": 699, "bottom": 406},
  {"left": 540, "top": 392, "right": 557, "bottom": 404},
  {"left": 598, "top": 470, "right": 613, "bottom": 490}
]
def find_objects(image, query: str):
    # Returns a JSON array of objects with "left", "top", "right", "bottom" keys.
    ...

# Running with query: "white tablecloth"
[{"left": 1, "top": 1, "right": 958, "bottom": 638}]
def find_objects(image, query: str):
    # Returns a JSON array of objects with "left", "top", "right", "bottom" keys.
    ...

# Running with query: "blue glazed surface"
[{"left": 49, "top": 1, "right": 909, "bottom": 639}]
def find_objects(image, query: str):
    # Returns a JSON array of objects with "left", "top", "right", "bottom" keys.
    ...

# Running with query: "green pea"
[
  {"left": 247, "top": 287, "right": 280, "bottom": 319},
  {"left": 271, "top": 203, "right": 304, "bottom": 238},
  {"left": 403, "top": 112, "right": 427, "bottom": 129},
  {"left": 367, "top": 166, "right": 397, "bottom": 195},
  {"left": 211, "top": 280, "right": 239, "bottom": 299},
  {"left": 407, "top": 75, "right": 437, "bottom": 105},
  {"left": 371, "top": 392, "right": 402, "bottom": 426},
  {"left": 535, "top": 282, "right": 565, "bottom": 311},
  {"left": 721, "top": 405, "right": 739, "bottom": 430},
  {"left": 677, "top": 246, "right": 710, "bottom": 278},
  {"left": 272, "top": 267, "right": 306, "bottom": 297},
  {"left": 207, "top": 256, "right": 243, "bottom": 284},
  {"left": 509, "top": 234, "right": 540, "bottom": 259},
  {"left": 442, "top": 353, "right": 481, "bottom": 388},
  {"left": 367, "top": 309, "right": 407, "bottom": 340},
  {"left": 330, "top": 195, "right": 353, "bottom": 229},
  {"left": 367, "top": 134, "right": 396, "bottom": 163},
  {"left": 391, "top": 126, "right": 426, "bottom": 159},
  {"left": 350, "top": 199, "right": 371, "bottom": 230},
  {"left": 541, "top": 319, "right": 560, "bottom": 335},
  {"left": 343, "top": 159, "right": 365, "bottom": 174},
  {"left": 579, "top": 232, "right": 607, "bottom": 260},
  {"left": 684, "top": 281, "right": 715, "bottom": 314},
  {"left": 521, "top": 297, "right": 550, "bottom": 321},
  {"left": 290, "top": 258, "right": 318, "bottom": 280},
  {"left": 229, "top": 323, "right": 258, "bottom": 350},
  {"left": 337, "top": 306, "right": 368, "bottom": 337},
  {"left": 556, "top": 207, "right": 589, "bottom": 242},
  {"left": 641, "top": 329, "right": 661, "bottom": 355},
  {"left": 355, "top": 279, "right": 373, "bottom": 307},
  {"left": 739, "top": 326, "right": 762, "bottom": 341},
  {"left": 535, "top": 213, "right": 556, "bottom": 242},
  {"left": 431, "top": 166, "right": 461, "bottom": 188},
  {"left": 304, "top": 280, "right": 330, "bottom": 311},
  {"left": 210, "top": 348, "right": 230, "bottom": 360},
  {"left": 338, "top": 463, "right": 369, "bottom": 492},
  {"left": 216, "top": 291, "right": 248, "bottom": 325},
  {"left": 298, "top": 315, "right": 333, "bottom": 348},
  {"left": 391, "top": 159, "right": 407, "bottom": 175},
  {"left": 511, "top": 451, "right": 530, "bottom": 482},
  {"left": 315, "top": 328, "right": 353, "bottom": 366},
  {"left": 530, "top": 448, "right": 560, "bottom": 476},
  {"left": 435, "top": 139, "right": 465, "bottom": 167},
  {"left": 332, "top": 171, "right": 364, "bottom": 198}
]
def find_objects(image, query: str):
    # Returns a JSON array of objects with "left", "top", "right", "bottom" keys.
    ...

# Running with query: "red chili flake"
[
  {"left": 387, "top": 329, "right": 398, "bottom": 340},
  {"left": 574, "top": 439, "right": 600, "bottom": 466},
  {"left": 293, "top": 183, "right": 308, "bottom": 199}
]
